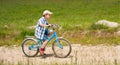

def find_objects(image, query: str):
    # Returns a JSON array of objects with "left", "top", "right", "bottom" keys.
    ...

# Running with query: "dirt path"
[{"left": 0, "top": 44, "right": 120, "bottom": 65}]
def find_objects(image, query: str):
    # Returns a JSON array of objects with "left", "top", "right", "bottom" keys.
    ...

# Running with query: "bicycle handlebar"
[{"left": 51, "top": 24, "right": 60, "bottom": 30}]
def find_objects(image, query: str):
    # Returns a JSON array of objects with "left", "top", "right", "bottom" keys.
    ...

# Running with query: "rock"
[{"left": 95, "top": 20, "right": 119, "bottom": 28}]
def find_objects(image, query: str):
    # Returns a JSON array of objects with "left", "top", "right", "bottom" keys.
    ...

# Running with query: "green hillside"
[{"left": 0, "top": 0, "right": 120, "bottom": 46}]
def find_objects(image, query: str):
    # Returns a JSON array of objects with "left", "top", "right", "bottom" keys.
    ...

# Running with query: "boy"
[{"left": 35, "top": 10, "right": 53, "bottom": 55}]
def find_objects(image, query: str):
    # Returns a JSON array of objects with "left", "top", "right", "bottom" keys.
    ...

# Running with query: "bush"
[{"left": 90, "top": 23, "right": 109, "bottom": 30}]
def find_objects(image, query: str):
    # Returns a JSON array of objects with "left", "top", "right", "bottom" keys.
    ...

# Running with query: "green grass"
[{"left": 0, "top": 0, "right": 120, "bottom": 46}]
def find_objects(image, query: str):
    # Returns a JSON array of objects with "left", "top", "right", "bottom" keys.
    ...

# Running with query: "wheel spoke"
[
  {"left": 22, "top": 39, "right": 39, "bottom": 57},
  {"left": 52, "top": 38, "right": 71, "bottom": 58}
]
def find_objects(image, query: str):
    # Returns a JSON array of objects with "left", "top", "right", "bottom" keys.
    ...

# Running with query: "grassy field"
[{"left": 0, "top": 0, "right": 120, "bottom": 46}]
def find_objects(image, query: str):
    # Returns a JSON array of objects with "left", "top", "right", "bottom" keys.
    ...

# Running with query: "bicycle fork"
[{"left": 48, "top": 32, "right": 63, "bottom": 49}]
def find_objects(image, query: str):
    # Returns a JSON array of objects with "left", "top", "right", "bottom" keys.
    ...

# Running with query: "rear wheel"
[
  {"left": 52, "top": 38, "right": 72, "bottom": 58},
  {"left": 21, "top": 38, "right": 39, "bottom": 57}
]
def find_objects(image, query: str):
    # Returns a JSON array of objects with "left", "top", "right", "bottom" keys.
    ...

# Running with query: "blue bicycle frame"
[{"left": 38, "top": 31, "right": 63, "bottom": 49}]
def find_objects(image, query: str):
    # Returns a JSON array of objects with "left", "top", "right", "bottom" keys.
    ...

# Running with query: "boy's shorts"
[{"left": 43, "top": 29, "right": 50, "bottom": 41}]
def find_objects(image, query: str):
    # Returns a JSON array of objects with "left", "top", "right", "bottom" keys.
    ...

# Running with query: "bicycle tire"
[
  {"left": 21, "top": 38, "right": 39, "bottom": 57},
  {"left": 52, "top": 38, "right": 72, "bottom": 58}
]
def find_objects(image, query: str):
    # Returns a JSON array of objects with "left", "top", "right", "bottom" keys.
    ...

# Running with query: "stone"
[{"left": 95, "top": 20, "right": 119, "bottom": 28}]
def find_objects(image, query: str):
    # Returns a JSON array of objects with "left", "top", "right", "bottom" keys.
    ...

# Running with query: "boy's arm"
[{"left": 40, "top": 22, "right": 51, "bottom": 27}]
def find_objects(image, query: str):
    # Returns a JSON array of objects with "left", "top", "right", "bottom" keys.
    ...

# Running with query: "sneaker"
[{"left": 39, "top": 48, "right": 46, "bottom": 55}]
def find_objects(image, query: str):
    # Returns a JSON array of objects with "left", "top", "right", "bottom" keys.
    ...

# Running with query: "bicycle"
[{"left": 21, "top": 24, "right": 72, "bottom": 58}]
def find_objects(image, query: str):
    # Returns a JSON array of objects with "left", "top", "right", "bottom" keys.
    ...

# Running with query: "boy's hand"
[{"left": 48, "top": 24, "right": 52, "bottom": 27}]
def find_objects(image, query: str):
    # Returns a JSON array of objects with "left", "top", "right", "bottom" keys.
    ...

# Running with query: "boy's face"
[{"left": 45, "top": 14, "right": 51, "bottom": 19}]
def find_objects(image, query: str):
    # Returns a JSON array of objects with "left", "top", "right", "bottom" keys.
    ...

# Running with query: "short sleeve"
[{"left": 37, "top": 18, "right": 45, "bottom": 27}]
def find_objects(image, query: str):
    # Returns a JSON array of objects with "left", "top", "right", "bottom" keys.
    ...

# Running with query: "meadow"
[{"left": 0, "top": 0, "right": 120, "bottom": 46}]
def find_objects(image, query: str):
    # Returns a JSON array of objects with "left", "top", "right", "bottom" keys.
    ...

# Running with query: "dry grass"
[
  {"left": 0, "top": 44, "right": 120, "bottom": 65},
  {"left": 72, "top": 44, "right": 120, "bottom": 65}
]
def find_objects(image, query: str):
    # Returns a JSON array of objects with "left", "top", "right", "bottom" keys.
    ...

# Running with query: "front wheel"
[{"left": 52, "top": 38, "right": 72, "bottom": 58}]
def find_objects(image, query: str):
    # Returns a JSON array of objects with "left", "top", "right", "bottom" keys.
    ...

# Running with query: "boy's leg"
[
  {"left": 41, "top": 40, "right": 48, "bottom": 49},
  {"left": 40, "top": 40, "right": 48, "bottom": 55},
  {"left": 48, "top": 30, "right": 54, "bottom": 36},
  {"left": 39, "top": 34, "right": 48, "bottom": 55},
  {"left": 41, "top": 30, "right": 53, "bottom": 48},
  {"left": 40, "top": 29, "right": 54, "bottom": 55},
  {"left": 45, "top": 29, "right": 54, "bottom": 36}
]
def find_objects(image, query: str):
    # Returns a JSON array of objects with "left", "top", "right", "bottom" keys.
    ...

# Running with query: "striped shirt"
[{"left": 35, "top": 17, "right": 48, "bottom": 40}]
